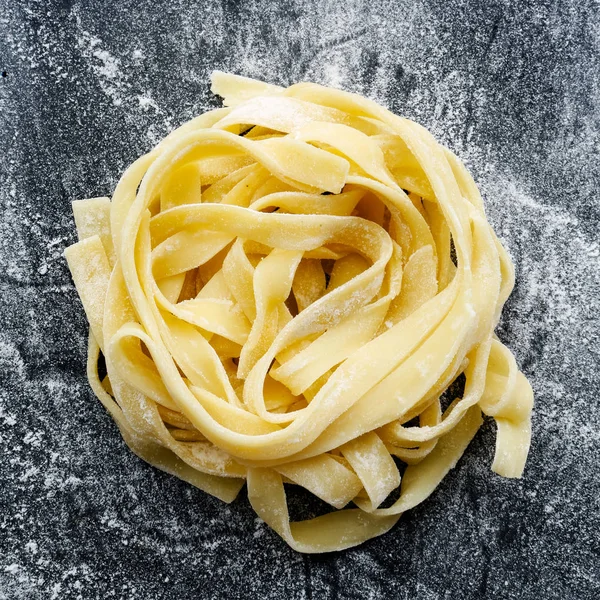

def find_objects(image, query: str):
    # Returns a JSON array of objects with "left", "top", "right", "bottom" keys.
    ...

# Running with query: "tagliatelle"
[{"left": 64, "top": 71, "right": 533, "bottom": 553}]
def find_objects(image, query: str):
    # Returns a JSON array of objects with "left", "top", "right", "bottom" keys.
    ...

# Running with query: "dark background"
[{"left": 1, "top": 0, "right": 599, "bottom": 598}]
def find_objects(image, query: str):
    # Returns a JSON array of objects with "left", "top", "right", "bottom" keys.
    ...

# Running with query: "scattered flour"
[{"left": 1, "top": 0, "right": 599, "bottom": 598}]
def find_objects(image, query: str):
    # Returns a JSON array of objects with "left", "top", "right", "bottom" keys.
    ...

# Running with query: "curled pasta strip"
[{"left": 65, "top": 72, "right": 533, "bottom": 552}]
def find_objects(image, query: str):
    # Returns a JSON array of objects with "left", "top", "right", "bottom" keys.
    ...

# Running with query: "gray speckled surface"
[{"left": 1, "top": 1, "right": 599, "bottom": 598}]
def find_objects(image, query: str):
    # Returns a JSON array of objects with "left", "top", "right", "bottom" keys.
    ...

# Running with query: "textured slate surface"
[{"left": 1, "top": 0, "right": 599, "bottom": 598}]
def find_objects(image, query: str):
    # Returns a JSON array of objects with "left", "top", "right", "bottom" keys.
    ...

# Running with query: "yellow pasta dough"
[{"left": 64, "top": 71, "right": 533, "bottom": 552}]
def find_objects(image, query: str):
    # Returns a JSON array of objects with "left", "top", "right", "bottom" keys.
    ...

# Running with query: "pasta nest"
[{"left": 65, "top": 72, "right": 533, "bottom": 552}]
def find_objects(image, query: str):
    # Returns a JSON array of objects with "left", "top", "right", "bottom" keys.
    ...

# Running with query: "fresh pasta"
[{"left": 64, "top": 71, "right": 533, "bottom": 552}]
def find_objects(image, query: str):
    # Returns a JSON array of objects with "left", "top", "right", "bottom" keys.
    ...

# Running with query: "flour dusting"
[{"left": 1, "top": 0, "right": 599, "bottom": 598}]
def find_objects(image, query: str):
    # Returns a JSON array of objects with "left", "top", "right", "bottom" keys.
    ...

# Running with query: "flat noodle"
[{"left": 64, "top": 72, "right": 533, "bottom": 553}]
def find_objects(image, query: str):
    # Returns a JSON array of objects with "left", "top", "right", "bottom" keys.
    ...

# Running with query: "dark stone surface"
[{"left": 1, "top": 0, "right": 599, "bottom": 598}]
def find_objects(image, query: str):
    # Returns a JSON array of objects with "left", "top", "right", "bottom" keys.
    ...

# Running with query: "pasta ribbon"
[{"left": 64, "top": 71, "right": 533, "bottom": 552}]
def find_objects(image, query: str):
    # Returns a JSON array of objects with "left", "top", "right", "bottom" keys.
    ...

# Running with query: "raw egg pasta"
[{"left": 65, "top": 71, "right": 533, "bottom": 552}]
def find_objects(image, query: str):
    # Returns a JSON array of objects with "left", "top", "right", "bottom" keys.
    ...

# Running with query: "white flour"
[{"left": 0, "top": 0, "right": 599, "bottom": 598}]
